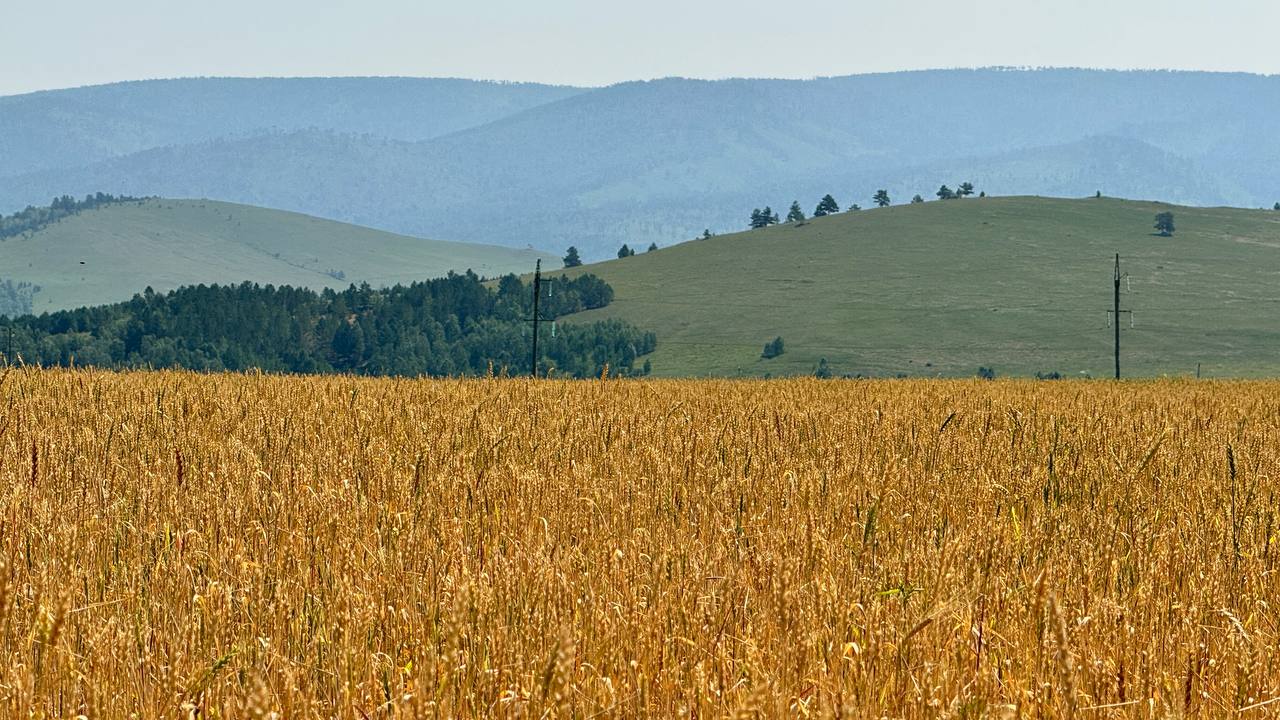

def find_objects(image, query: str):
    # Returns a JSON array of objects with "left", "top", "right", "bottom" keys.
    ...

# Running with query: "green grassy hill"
[
  {"left": 556, "top": 196, "right": 1280, "bottom": 378},
  {"left": 0, "top": 199, "right": 554, "bottom": 314}
]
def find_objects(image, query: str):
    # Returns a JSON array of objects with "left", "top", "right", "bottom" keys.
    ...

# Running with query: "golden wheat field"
[{"left": 2, "top": 368, "right": 1279, "bottom": 718}]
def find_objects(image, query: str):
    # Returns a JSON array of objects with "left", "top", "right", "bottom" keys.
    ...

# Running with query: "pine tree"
[
  {"left": 958, "top": 182, "right": 975, "bottom": 198},
  {"left": 911, "top": 195, "right": 925, "bottom": 204},
  {"left": 647, "top": 242, "right": 658, "bottom": 252},
  {"left": 786, "top": 201, "right": 806, "bottom": 223},
  {"left": 873, "top": 190, "right": 891, "bottom": 207},
  {"left": 702, "top": 229, "right": 713, "bottom": 239},
  {"left": 617, "top": 244, "right": 635, "bottom": 258},
  {"left": 813, "top": 194, "right": 840, "bottom": 217},
  {"left": 936, "top": 185, "right": 955, "bottom": 200},
  {"left": 1154, "top": 212, "right": 1175, "bottom": 237},
  {"left": 331, "top": 321, "right": 365, "bottom": 366},
  {"left": 750, "top": 208, "right": 778, "bottom": 229},
  {"left": 562, "top": 246, "right": 582, "bottom": 268}
]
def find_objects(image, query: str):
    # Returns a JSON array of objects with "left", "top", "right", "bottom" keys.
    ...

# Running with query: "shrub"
[
  {"left": 761, "top": 336, "right": 785, "bottom": 359},
  {"left": 814, "top": 358, "right": 833, "bottom": 378}
]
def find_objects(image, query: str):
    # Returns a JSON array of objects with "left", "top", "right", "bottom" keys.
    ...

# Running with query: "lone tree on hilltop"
[
  {"left": 761, "top": 336, "right": 785, "bottom": 359},
  {"left": 813, "top": 194, "right": 840, "bottom": 217},
  {"left": 701, "top": 229, "right": 713, "bottom": 239},
  {"left": 647, "top": 242, "right": 658, "bottom": 252},
  {"left": 847, "top": 204, "right": 861, "bottom": 212},
  {"left": 873, "top": 189, "right": 891, "bottom": 207},
  {"left": 958, "top": 182, "right": 975, "bottom": 198},
  {"left": 786, "top": 201, "right": 806, "bottom": 223},
  {"left": 1154, "top": 212, "right": 1176, "bottom": 237},
  {"left": 1274, "top": 202, "right": 1279, "bottom": 211},
  {"left": 911, "top": 194, "right": 925, "bottom": 204},
  {"left": 937, "top": 185, "right": 956, "bottom": 200},
  {"left": 562, "top": 246, "right": 582, "bottom": 268},
  {"left": 617, "top": 244, "right": 636, "bottom": 258}
]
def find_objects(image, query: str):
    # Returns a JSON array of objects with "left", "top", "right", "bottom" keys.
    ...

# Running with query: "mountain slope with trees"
[
  {"left": 4, "top": 69, "right": 1279, "bottom": 258},
  {"left": 0, "top": 77, "right": 584, "bottom": 178},
  {"left": 553, "top": 196, "right": 1280, "bottom": 378}
]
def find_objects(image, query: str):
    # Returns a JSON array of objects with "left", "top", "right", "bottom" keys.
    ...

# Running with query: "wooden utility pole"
[{"left": 529, "top": 259, "right": 542, "bottom": 377}]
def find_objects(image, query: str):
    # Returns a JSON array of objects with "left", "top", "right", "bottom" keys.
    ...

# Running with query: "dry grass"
[{"left": 2, "top": 368, "right": 1279, "bottom": 717}]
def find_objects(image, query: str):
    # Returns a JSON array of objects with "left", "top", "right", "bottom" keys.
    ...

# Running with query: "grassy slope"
[
  {"left": 557, "top": 196, "right": 1280, "bottom": 378},
  {"left": 1, "top": 199, "right": 554, "bottom": 313}
]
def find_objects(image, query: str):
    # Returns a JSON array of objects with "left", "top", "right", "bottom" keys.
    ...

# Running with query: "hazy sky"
[{"left": 3, "top": 0, "right": 1279, "bottom": 95}]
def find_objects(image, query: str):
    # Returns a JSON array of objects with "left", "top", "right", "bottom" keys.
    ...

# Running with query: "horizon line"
[{"left": 6, "top": 65, "right": 1278, "bottom": 99}]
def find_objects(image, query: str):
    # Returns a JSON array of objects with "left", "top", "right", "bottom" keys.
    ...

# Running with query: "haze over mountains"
[
  {"left": 0, "top": 78, "right": 583, "bottom": 177},
  {"left": 3, "top": 69, "right": 1279, "bottom": 258}
]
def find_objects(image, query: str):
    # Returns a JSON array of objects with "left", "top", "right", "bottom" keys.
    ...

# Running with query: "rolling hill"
[
  {"left": 552, "top": 196, "right": 1280, "bottom": 378},
  {"left": 0, "top": 198, "right": 554, "bottom": 314},
  {"left": 4, "top": 69, "right": 1280, "bottom": 259}
]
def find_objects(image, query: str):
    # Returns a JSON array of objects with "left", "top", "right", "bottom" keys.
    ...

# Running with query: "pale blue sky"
[{"left": 2, "top": 0, "right": 1278, "bottom": 95}]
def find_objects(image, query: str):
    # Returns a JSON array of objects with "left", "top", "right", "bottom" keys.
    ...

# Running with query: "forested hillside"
[
  {"left": 0, "top": 192, "right": 145, "bottom": 239},
  {"left": 4, "top": 70, "right": 1279, "bottom": 258},
  {"left": 5, "top": 273, "right": 654, "bottom": 377}
]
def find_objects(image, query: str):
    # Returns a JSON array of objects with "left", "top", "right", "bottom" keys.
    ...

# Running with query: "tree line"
[
  {"left": 746, "top": 184, "right": 982, "bottom": 228},
  {"left": 558, "top": 183, "right": 991, "bottom": 264},
  {"left": 1, "top": 193, "right": 147, "bottom": 239},
  {"left": 2, "top": 272, "right": 656, "bottom": 378}
]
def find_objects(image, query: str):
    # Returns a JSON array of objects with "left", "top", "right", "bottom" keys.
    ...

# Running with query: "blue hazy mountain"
[
  {"left": 0, "top": 77, "right": 584, "bottom": 177},
  {"left": 2, "top": 69, "right": 1277, "bottom": 258}
]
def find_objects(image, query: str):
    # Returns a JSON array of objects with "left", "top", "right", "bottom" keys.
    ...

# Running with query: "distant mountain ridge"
[
  {"left": 0, "top": 77, "right": 585, "bottom": 177},
  {"left": 2, "top": 69, "right": 1278, "bottom": 258}
]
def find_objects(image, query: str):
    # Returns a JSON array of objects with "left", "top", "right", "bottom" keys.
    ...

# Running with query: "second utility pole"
[{"left": 1114, "top": 253, "right": 1120, "bottom": 379}]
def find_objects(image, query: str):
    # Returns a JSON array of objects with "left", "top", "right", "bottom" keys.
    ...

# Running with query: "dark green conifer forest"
[{"left": 3, "top": 272, "right": 656, "bottom": 378}]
